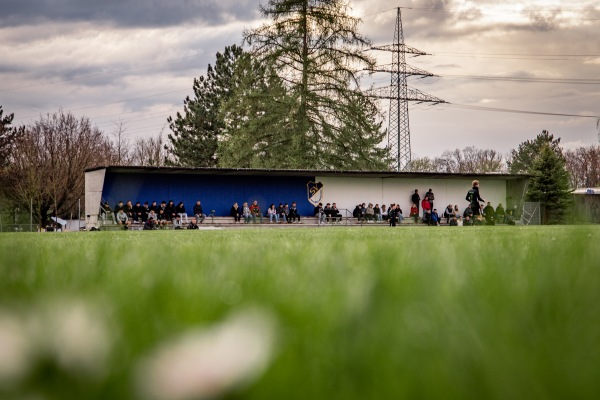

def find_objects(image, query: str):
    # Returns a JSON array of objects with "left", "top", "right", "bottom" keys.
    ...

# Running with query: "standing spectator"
[
  {"left": 230, "top": 202, "right": 241, "bottom": 223},
  {"left": 193, "top": 200, "right": 206, "bottom": 224},
  {"left": 425, "top": 188, "right": 435, "bottom": 211},
  {"left": 411, "top": 189, "right": 421, "bottom": 216},
  {"left": 388, "top": 204, "right": 397, "bottom": 227},
  {"left": 421, "top": 196, "right": 432, "bottom": 224},
  {"left": 242, "top": 202, "right": 252, "bottom": 224},
  {"left": 288, "top": 202, "right": 300, "bottom": 223},
  {"left": 267, "top": 204, "right": 279, "bottom": 223},
  {"left": 466, "top": 180, "right": 486, "bottom": 217},
  {"left": 250, "top": 200, "right": 262, "bottom": 223},
  {"left": 176, "top": 202, "right": 188, "bottom": 223}
]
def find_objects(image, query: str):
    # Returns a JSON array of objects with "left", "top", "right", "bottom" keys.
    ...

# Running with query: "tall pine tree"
[
  {"left": 167, "top": 45, "right": 245, "bottom": 166},
  {"left": 244, "top": 0, "right": 389, "bottom": 170},
  {"left": 508, "top": 130, "right": 562, "bottom": 174},
  {"left": 526, "top": 143, "right": 572, "bottom": 224}
]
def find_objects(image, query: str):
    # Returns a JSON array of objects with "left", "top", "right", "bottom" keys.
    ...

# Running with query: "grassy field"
[{"left": 0, "top": 226, "right": 599, "bottom": 400}]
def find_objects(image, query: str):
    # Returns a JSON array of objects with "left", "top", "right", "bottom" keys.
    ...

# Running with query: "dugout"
[{"left": 84, "top": 166, "right": 529, "bottom": 229}]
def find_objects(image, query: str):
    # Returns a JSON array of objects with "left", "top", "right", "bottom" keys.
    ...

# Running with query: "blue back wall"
[{"left": 102, "top": 172, "right": 316, "bottom": 216}]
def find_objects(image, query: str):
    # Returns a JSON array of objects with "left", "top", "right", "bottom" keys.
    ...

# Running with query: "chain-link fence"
[{"left": 520, "top": 202, "right": 541, "bottom": 225}]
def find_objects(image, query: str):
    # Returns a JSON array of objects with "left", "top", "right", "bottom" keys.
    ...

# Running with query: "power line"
[
  {"left": 449, "top": 103, "right": 600, "bottom": 119},
  {"left": 444, "top": 74, "right": 600, "bottom": 85}
]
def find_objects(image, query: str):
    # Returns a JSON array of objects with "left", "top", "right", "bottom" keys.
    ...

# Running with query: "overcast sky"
[{"left": 1, "top": 0, "right": 599, "bottom": 161}]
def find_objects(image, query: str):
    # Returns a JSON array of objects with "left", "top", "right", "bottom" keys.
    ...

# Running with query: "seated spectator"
[
  {"left": 165, "top": 200, "right": 177, "bottom": 221},
  {"left": 388, "top": 204, "right": 397, "bottom": 227},
  {"left": 396, "top": 205, "right": 404, "bottom": 224},
  {"left": 449, "top": 215, "right": 458, "bottom": 226},
  {"left": 463, "top": 215, "right": 473, "bottom": 226},
  {"left": 143, "top": 216, "right": 156, "bottom": 230},
  {"left": 173, "top": 215, "right": 184, "bottom": 229},
  {"left": 288, "top": 202, "right": 300, "bottom": 223},
  {"left": 187, "top": 219, "right": 199, "bottom": 230},
  {"left": 242, "top": 202, "right": 252, "bottom": 224},
  {"left": 365, "top": 203, "right": 375, "bottom": 222},
  {"left": 115, "top": 209, "right": 130, "bottom": 230},
  {"left": 374, "top": 204, "right": 382, "bottom": 222},
  {"left": 267, "top": 204, "right": 279, "bottom": 223},
  {"left": 456, "top": 216, "right": 463, "bottom": 226},
  {"left": 463, "top": 205, "right": 473, "bottom": 220},
  {"left": 483, "top": 201, "right": 495, "bottom": 225},
  {"left": 282, "top": 203, "right": 290, "bottom": 222},
  {"left": 443, "top": 204, "right": 454, "bottom": 224},
  {"left": 156, "top": 209, "right": 169, "bottom": 228},
  {"left": 149, "top": 201, "right": 159, "bottom": 213},
  {"left": 331, "top": 203, "right": 342, "bottom": 223},
  {"left": 132, "top": 201, "right": 143, "bottom": 222},
  {"left": 193, "top": 200, "right": 206, "bottom": 223},
  {"left": 124, "top": 201, "right": 134, "bottom": 220},
  {"left": 176, "top": 201, "right": 188, "bottom": 223},
  {"left": 495, "top": 203, "right": 506, "bottom": 223},
  {"left": 421, "top": 196, "right": 431, "bottom": 224},
  {"left": 250, "top": 200, "right": 262, "bottom": 223},
  {"left": 147, "top": 209, "right": 158, "bottom": 222},
  {"left": 100, "top": 201, "right": 113, "bottom": 221},
  {"left": 410, "top": 203, "right": 418, "bottom": 223},
  {"left": 323, "top": 203, "right": 333, "bottom": 222},
  {"left": 453, "top": 205, "right": 461, "bottom": 219},
  {"left": 381, "top": 204, "right": 388, "bottom": 221},
  {"left": 141, "top": 202, "right": 150, "bottom": 222},
  {"left": 230, "top": 202, "right": 241, "bottom": 223},
  {"left": 114, "top": 200, "right": 125, "bottom": 214},
  {"left": 430, "top": 209, "right": 440, "bottom": 226},
  {"left": 352, "top": 204, "right": 364, "bottom": 222},
  {"left": 314, "top": 202, "right": 326, "bottom": 224},
  {"left": 278, "top": 203, "right": 287, "bottom": 223},
  {"left": 505, "top": 210, "right": 516, "bottom": 225}
]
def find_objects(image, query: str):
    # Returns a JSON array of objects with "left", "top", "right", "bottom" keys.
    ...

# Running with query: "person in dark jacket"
[
  {"left": 193, "top": 200, "right": 206, "bottom": 223},
  {"left": 230, "top": 202, "right": 241, "bottom": 223},
  {"left": 288, "top": 202, "right": 300, "bottom": 223},
  {"left": 411, "top": 189, "right": 421, "bottom": 216},
  {"left": 176, "top": 201, "right": 188, "bottom": 223},
  {"left": 165, "top": 200, "right": 177, "bottom": 221}
]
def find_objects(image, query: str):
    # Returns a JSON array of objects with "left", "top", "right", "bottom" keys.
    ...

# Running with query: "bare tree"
[
  {"left": 564, "top": 145, "right": 600, "bottom": 188},
  {"left": 109, "top": 120, "right": 133, "bottom": 165},
  {"left": 435, "top": 147, "right": 505, "bottom": 174},
  {"left": 5, "top": 110, "right": 114, "bottom": 227},
  {"left": 131, "top": 131, "right": 170, "bottom": 167}
]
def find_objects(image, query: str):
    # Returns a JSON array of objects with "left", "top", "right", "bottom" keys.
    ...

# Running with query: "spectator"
[
  {"left": 352, "top": 204, "right": 364, "bottom": 222},
  {"left": 443, "top": 204, "right": 454, "bottom": 224},
  {"left": 173, "top": 215, "right": 184, "bottom": 229},
  {"left": 396, "top": 204, "right": 404, "bottom": 224},
  {"left": 464, "top": 215, "right": 473, "bottom": 226},
  {"left": 143, "top": 216, "right": 156, "bottom": 230},
  {"left": 156, "top": 209, "right": 168, "bottom": 228},
  {"left": 453, "top": 204, "right": 461, "bottom": 219},
  {"left": 147, "top": 209, "right": 158, "bottom": 222},
  {"left": 430, "top": 209, "right": 440, "bottom": 226},
  {"left": 149, "top": 201, "right": 159, "bottom": 213},
  {"left": 187, "top": 219, "right": 199, "bottom": 229},
  {"left": 365, "top": 203, "right": 375, "bottom": 222},
  {"left": 141, "top": 202, "right": 150, "bottom": 222},
  {"left": 159, "top": 201, "right": 167, "bottom": 216},
  {"left": 230, "top": 202, "right": 241, "bottom": 223},
  {"left": 495, "top": 203, "right": 506, "bottom": 223},
  {"left": 131, "top": 201, "right": 143, "bottom": 222},
  {"left": 411, "top": 189, "right": 421, "bottom": 216},
  {"left": 267, "top": 204, "right": 279, "bottom": 223},
  {"left": 425, "top": 188, "right": 435, "bottom": 211},
  {"left": 193, "top": 200, "right": 206, "bottom": 224},
  {"left": 115, "top": 209, "right": 130, "bottom": 230},
  {"left": 124, "top": 201, "right": 134, "bottom": 220},
  {"left": 278, "top": 203, "right": 287, "bottom": 223},
  {"left": 409, "top": 203, "right": 418, "bottom": 223},
  {"left": 483, "top": 201, "right": 495, "bottom": 225},
  {"left": 282, "top": 203, "right": 290, "bottom": 222},
  {"left": 314, "top": 202, "right": 326, "bottom": 224},
  {"left": 165, "top": 200, "right": 177, "bottom": 221},
  {"left": 114, "top": 200, "right": 125, "bottom": 214},
  {"left": 421, "top": 196, "right": 432, "bottom": 224},
  {"left": 176, "top": 201, "right": 188, "bottom": 223},
  {"left": 250, "top": 200, "right": 262, "bottom": 223},
  {"left": 463, "top": 205, "right": 473, "bottom": 220},
  {"left": 449, "top": 215, "right": 458, "bottom": 226},
  {"left": 331, "top": 203, "right": 342, "bottom": 223},
  {"left": 374, "top": 204, "right": 382, "bottom": 222},
  {"left": 242, "top": 202, "right": 252, "bottom": 224},
  {"left": 288, "top": 202, "right": 300, "bottom": 223},
  {"left": 388, "top": 204, "right": 397, "bottom": 227},
  {"left": 381, "top": 204, "right": 388, "bottom": 221},
  {"left": 100, "top": 201, "right": 113, "bottom": 221},
  {"left": 456, "top": 216, "right": 463, "bottom": 226}
]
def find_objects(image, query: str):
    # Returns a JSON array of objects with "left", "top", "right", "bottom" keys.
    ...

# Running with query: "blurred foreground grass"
[{"left": 0, "top": 226, "right": 599, "bottom": 400}]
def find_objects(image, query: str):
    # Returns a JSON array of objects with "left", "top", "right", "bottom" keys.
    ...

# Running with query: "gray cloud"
[{"left": 0, "top": 0, "right": 259, "bottom": 28}]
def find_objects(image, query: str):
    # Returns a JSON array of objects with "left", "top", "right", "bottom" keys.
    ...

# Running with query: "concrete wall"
[
  {"left": 316, "top": 176, "right": 507, "bottom": 217},
  {"left": 84, "top": 169, "right": 106, "bottom": 229}
]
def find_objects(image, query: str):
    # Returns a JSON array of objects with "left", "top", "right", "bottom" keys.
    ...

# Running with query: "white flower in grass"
[
  {"left": 0, "top": 313, "right": 31, "bottom": 386},
  {"left": 136, "top": 308, "right": 277, "bottom": 400}
]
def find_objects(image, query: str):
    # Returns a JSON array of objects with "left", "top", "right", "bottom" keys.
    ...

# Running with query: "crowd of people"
[{"left": 100, "top": 181, "right": 515, "bottom": 229}]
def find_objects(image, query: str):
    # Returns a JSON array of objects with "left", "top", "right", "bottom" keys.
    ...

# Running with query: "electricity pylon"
[{"left": 371, "top": 7, "right": 446, "bottom": 171}]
